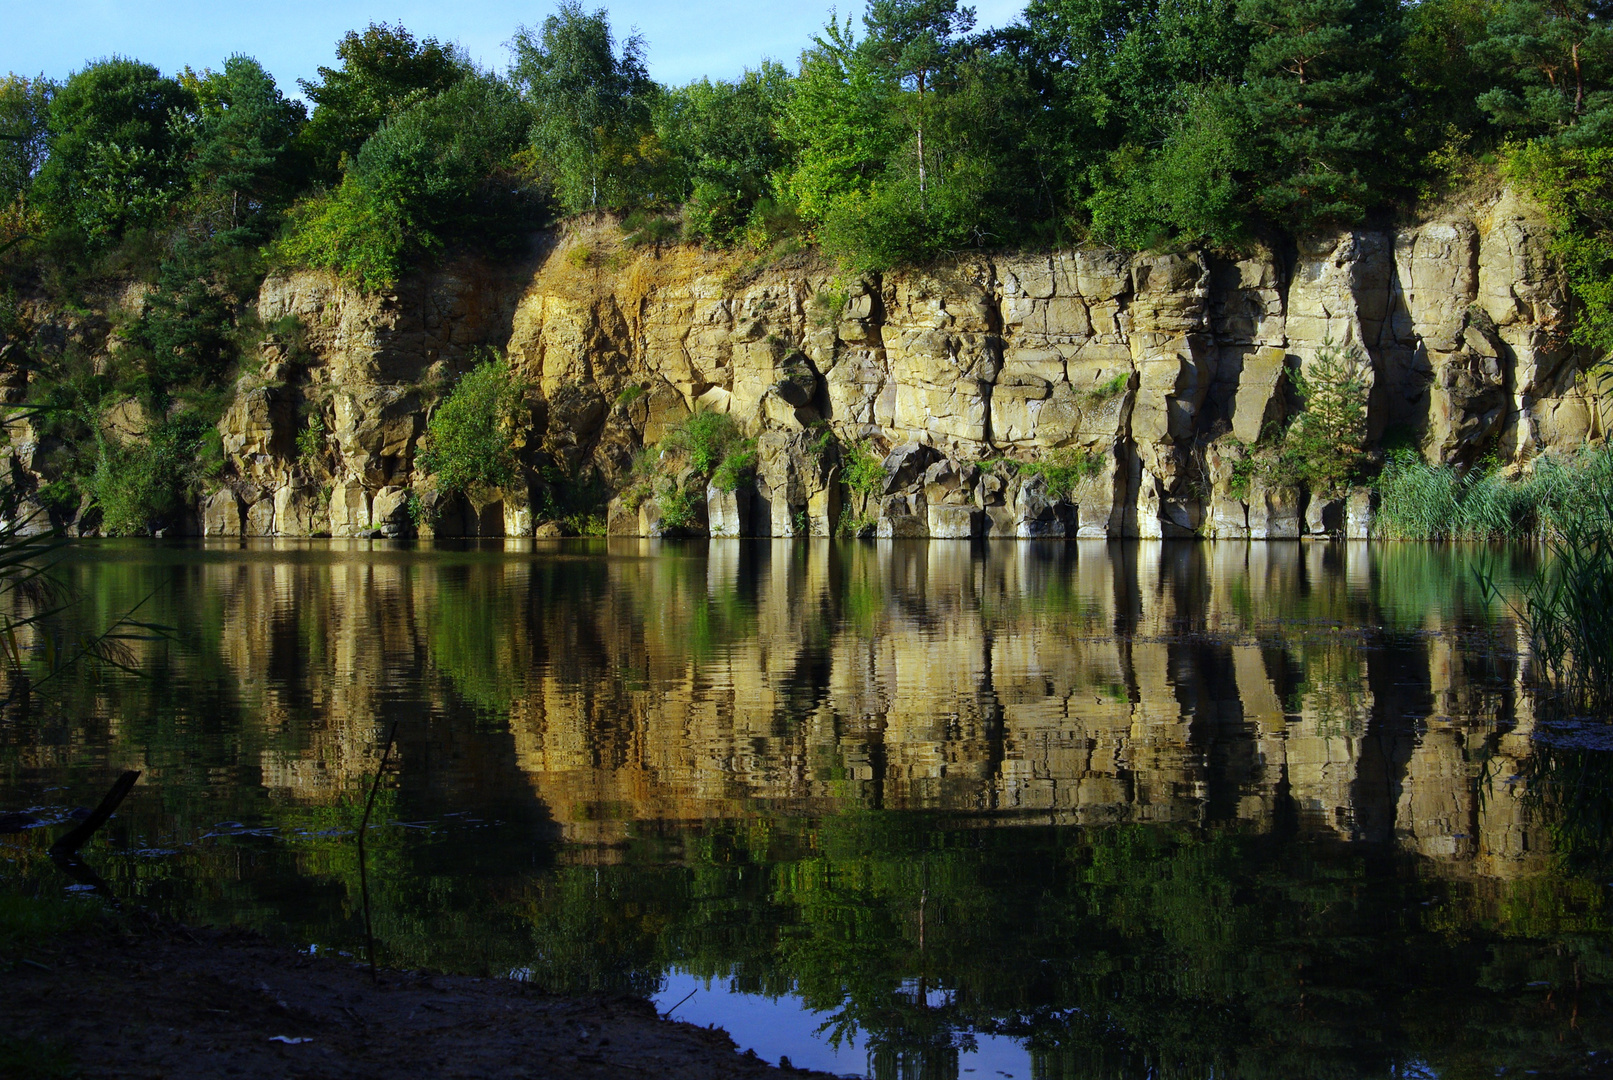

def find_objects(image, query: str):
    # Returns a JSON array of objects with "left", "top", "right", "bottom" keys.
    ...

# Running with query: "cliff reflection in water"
[
  {"left": 178, "top": 537, "right": 1542, "bottom": 871},
  {"left": 8, "top": 538, "right": 1611, "bottom": 1079}
]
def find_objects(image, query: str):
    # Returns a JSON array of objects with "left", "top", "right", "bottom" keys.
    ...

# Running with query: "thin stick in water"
[
  {"left": 49, "top": 771, "right": 140, "bottom": 856},
  {"left": 358, "top": 722, "right": 398, "bottom": 986}
]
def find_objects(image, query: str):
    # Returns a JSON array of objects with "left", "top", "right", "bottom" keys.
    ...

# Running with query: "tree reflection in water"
[{"left": 1, "top": 538, "right": 1610, "bottom": 1078}]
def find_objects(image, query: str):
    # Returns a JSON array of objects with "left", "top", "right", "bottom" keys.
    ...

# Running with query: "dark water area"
[{"left": 3, "top": 538, "right": 1612, "bottom": 1079}]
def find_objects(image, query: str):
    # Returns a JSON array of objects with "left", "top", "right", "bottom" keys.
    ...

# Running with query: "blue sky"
[{"left": 2, "top": 0, "right": 1029, "bottom": 96}]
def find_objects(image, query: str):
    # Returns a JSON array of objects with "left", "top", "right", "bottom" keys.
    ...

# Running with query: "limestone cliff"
[{"left": 87, "top": 188, "right": 1613, "bottom": 537}]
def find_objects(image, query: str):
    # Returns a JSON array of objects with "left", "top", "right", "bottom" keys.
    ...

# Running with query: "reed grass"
[
  {"left": 1374, "top": 444, "right": 1613, "bottom": 541},
  {"left": 1509, "top": 502, "right": 1613, "bottom": 717}
]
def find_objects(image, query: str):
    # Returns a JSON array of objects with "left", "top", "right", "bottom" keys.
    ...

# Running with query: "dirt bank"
[{"left": 5, "top": 916, "right": 839, "bottom": 1079}]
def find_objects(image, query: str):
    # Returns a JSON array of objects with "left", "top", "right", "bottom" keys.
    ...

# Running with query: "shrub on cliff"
[
  {"left": 88, "top": 413, "right": 221, "bottom": 536},
  {"left": 660, "top": 409, "right": 743, "bottom": 476},
  {"left": 416, "top": 356, "right": 528, "bottom": 499}
]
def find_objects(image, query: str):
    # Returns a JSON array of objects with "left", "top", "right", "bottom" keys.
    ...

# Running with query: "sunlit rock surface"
[{"left": 11, "top": 186, "right": 1581, "bottom": 539}]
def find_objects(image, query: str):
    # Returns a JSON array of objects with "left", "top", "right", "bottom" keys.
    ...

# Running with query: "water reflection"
[{"left": 2, "top": 538, "right": 1609, "bottom": 1079}]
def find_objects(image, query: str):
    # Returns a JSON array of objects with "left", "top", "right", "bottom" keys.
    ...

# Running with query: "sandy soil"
[{"left": 6, "top": 918, "right": 841, "bottom": 1079}]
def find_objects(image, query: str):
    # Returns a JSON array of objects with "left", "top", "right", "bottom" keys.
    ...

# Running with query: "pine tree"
[{"left": 1237, "top": 0, "right": 1407, "bottom": 232}]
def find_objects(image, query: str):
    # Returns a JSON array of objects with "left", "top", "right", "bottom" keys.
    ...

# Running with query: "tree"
[
  {"left": 1237, "top": 0, "right": 1408, "bottom": 232},
  {"left": 1471, "top": 0, "right": 1613, "bottom": 143},
  {"left": 1086, "top": 85, "right": 1254, "bottom": 249},
  {"left": 778, "top": 15, "right": 903, "bottom": 223},
  {"left": 274, "top": 74, "right": 535, "bottom": 290},
  {"left": 1286, "top": 343, "right": 1369, "bottom": 496},
  {"left": 186, "top": 56, "right": 308, "bottom": 241},
  {"left": 654, "top": 64, "right": 793, "bottom": 243},
  {"left": 1402, "top": 0, "right": 1504, "bottom": 151},
  {"left": 510, "top": 3, "right": 659, "bottom": 213},
  {"left": 0, "top": 74, "right": 53, "bottom": 207},
  {"left": 298, "top": 23, "right": 469, "bottom": 184},
  {"left": 861, "top": 0, "right": 976, "bottom": 205},
  {"left": 136, "top": 237, "right": 236, "bottom": 394},
  {"left": 32, "top": 58, "right": 195, "bottom": 242},
  {"left": 1009, "top": 0, "right": 1250, "bottom": 238}
]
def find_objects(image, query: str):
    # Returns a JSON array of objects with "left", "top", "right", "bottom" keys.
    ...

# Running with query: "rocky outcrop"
[{"left": 36, "top": 188, "right": 1595, "bottom": 539}]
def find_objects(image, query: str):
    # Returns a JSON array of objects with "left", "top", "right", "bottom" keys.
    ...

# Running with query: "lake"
[{"left": 2, "top": 538, "right": 1610, "bottom": 1079}]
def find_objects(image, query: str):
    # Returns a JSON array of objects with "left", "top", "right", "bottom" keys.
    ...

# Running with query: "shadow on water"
[{"left": 2, "top": 537, "right": 1611, "bottom": 1078}]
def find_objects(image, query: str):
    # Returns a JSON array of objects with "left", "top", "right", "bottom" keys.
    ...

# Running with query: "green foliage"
[
  {"left": 133, "top": 237, "right": 239, "bottom": 394},
  {"left": 32, "top": 58, "right": 195, "bottom": 244},
  {"left": 533, "top": 461, "right": 612, "bottom": 534},
  {"left": 840, "top": 439, "right": 887, "bottom": 495},
  {"left": 1236, "top": 0, "right": 1408, "bottom": 231},
  {"left": 660, "top": 408, "right": 742, "bottom": 476},
  {"left": 0, "top": 74, "right": 54, "bottom": 208},
  {"left": 1227, "top": 449, "right": 1260, "bottom": 502},
  {"left": 1085, "top": 370, "right": 1131, "bottom": 403},
  {"left": 89, "top": 413, "right": 220, "bottom": 536},
  {"left": 296, "top": 412, "right": 326, "bottom": 466},
  {"left": 273, "top": 74, "right": 535, "bottom": 290},
  {"left": 655, "top": 64, "right": 793, "bottom": 245},
  {"left": 619, "top": 209, "right": 679, "bottom": 247},
  {"left": 1285, "top": 344, "right": 1370, "bottom": 497},
  {"left": 808, "top": 286, "right": 848, "bottom": 327},
  {"left": 416, "top": 356, "right": 528, "bottom": 498},
  {"left": 1086, "top": 87, "right": 1252, "bottom": 250},
  {"left": 1471, "top": 0, "right": 1613, "bottom": 142},
  {"left": 296, "top": 23, "right": 469, "bottom": 184},
  {"left": 511, "top": 3, "right": 659, "bottom": 214},
  {"left": 184, "top": 56, "right": 308, "bottom": 242},
  {"left": 711, "top": 440, "right": 758, "bottom": 493},
  {"left": 1021, "top": 446, "right": 1105, "bottom": 500},
  {"left": 653, "top": 477, "right": 702, "bottom": 530},
  {"left": 836, "top": 504, "right": 879, "bottom": 536},
  {"left": 1506, "top": 140, "right": 1613, "bottom": 355}
]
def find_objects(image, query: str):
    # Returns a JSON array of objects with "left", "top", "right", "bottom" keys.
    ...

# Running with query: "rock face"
[{"left": 59, "top": 191, "right": 1598, "bottom": 538}]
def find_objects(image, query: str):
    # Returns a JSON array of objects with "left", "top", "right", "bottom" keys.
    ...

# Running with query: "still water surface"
[{"left": 2, "top": 539, "right": 1611, "bottom": 1078}]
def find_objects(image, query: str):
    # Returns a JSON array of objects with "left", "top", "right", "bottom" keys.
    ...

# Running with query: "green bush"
[
  {"left": 840, "top": 440, "right": 886, "bottom": 495},
  {"left": 836, "top": 504, "right": 879, "bottom": 537},
  {"left": 1022, "top": 447, "right": 1106, "bottom": 501},
  {"left": 296, "top": 413, "right": 326, "bottom": 466},
  {"left": 416, "top": 356, "right": 527, "bottom": 497},
  {"left": 654, "top": 478, "right": 701, "bottom": 530},
  {"left": 817, "top": 181, "right": 935, "bottom": 274},
  {"left": 88, "top": 414, "right": 219, "bottom": 536},
  {"left": 620, "top": 211, "right": 680, "bottom": 248},
  {"left": 660, "top": 409, "right": 741, "bottom": 476},
  {"left": 711, "top": 440, "right": 758, "bottom": 492}
]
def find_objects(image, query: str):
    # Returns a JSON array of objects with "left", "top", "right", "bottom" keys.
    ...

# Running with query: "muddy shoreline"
[{"left": 6, "top": 915, "right": 840, "bottom": 1079}]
